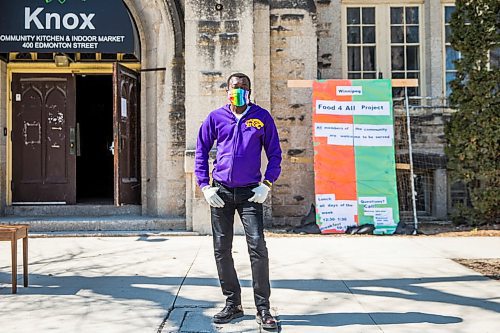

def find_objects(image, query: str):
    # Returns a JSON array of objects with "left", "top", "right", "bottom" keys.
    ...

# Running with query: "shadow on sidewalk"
[
  {"left": 2, "top": 273, "right": 496, "bottom": 329},
  {"left": 270, "top": 276, "right": 500, "bottom": 314},
  {"left": 278, "top": 312, "right": 462, "bottom": 327},
  {"left": 0, "top": 272, "right": 220, "bottom": 332}
]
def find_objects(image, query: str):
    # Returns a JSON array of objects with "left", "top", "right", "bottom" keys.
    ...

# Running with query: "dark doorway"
[{"left": 76, "top": 75, "right": 113, "bottom": 203}]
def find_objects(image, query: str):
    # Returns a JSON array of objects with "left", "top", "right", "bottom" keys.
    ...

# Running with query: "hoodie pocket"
[{"left": 214, "top": 153, "right": 232, "bottom": 180}]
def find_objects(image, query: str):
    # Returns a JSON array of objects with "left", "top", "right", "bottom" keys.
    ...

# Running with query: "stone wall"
[
  {"left": 426, "top": 0, "right": 447, "bottom": 98},
  {"left": 316, "top": 0, "right": 342, "bottom": 79},
  {"left": 184, "top": 0, "right": 255, "bottom": 233},
  {"left": 124, "top": 0, "right": 185, "bottom": 217},
  {"left": 269, "top": 0, "right": 317, "bottom": 226},
  {"left": 393, "top": 103, "right": 452, "bottom": 221},
  {"left": 253, "top": 2, "right": 273, "bottom": 224},
  {"left": 407, "top": 108, "right": 449, "bottom": 156},
  {"left": 0, "top": 60, "right": 6, "bottom": 214}
]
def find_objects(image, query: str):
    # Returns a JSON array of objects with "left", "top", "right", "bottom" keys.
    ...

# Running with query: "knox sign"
[{"left": 0, "top": 0, "right": 139, "bottom": 55}]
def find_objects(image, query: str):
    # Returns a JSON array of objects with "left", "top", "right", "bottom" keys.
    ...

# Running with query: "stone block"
[
  {"left": 270, "top": 216, "right": 302, "bottom": 227},
  {"left": 271, "top": 194, "right": 284, "bottom": 206},
  {"left": 191, "top": 198, "right": 244, "bottom": 236},
  {"left": 273, "top": 183, "right": 291, "bottom": 195}
]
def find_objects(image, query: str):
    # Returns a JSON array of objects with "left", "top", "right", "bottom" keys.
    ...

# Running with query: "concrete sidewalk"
[{"left": 1, "top": 235, "right": 499, "bottom": 333}]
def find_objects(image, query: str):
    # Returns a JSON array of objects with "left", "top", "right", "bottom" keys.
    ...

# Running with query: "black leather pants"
[{"left": 210, "top": 180, "right": 271, "bottom": 311}]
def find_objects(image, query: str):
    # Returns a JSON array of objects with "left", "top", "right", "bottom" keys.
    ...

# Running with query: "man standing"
[{"left": 195, "top": 73, "right": 282, "bottom": 329}]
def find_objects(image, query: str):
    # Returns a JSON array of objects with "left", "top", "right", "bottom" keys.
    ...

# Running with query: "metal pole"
[{"left": 404, "top": 87, "right": 419, "bottom": 234}]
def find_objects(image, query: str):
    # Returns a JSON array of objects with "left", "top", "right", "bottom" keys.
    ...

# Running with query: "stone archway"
[{"left": 0, "top": 0, "right": 185, "bottom": 217}]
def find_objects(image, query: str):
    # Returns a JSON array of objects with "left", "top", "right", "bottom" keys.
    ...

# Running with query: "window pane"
[
  {"left": 362, "top": 8, "right": 375, "bottom": 24},
  {"left": 490, "top": 47, "right": 500, "bottom": 69},
  {"left": 348, "top": 47, "right": 361, "bottom": 71},
  {"left": 363, "top": 26, "right": 376, "bottom": 43},
  {"left": 445, "top": 26, "right": 452, "bottom": 43},
  {"left": 406, "top": 26, "right": 419, "bottom": 43},
  {"left": 407, "top": 46, "right": 420, "bottom": 70},
  {"left": 391, "top": 26, "right": 404, "bottom": 43},
  {"left": 348, "top": 72, "right": 361, "bottom": 79},
  {"left": 363, "top": 46, "right": 376, "bottom": 71},
  {"left": 446, "top": 72, "right": 456, "bottom": 96},
  {"left": 363, "top": 72, "right": 376, "bottom": 79},
  {"left": 405, "top": 7, "right": 419, "bottom": 24},
  {"left": 391, "top": 46, "right": 405, "bottom": 70},
  {"left": 408, "top": 87, "right": 419, "bottom": 97},
  {"left": 445, "top": 6, "right": 455, "bottom": 23},
  {"left": 446, "top": 46, "right": 459, "bottom": 70},
  {"left": 392, "top": 87, "right": 404, "bottom": 98},
  {"left": 347, "top": 26, "right": 361, "bottom": 44},
  {"left": 392, "top": 72, "right": 405, "bottom": 79},
  {"left": 391, "top": 7, "right": 403, "bottom": 24},
  {"left": 407, "top": 72, "right": 419, "bottom": 79},
  {"left": 446, "top": 72, "right": 456, "bottom": 84},
  {"left": 347, "top": 8, "right": 360, "bottom": 25}
]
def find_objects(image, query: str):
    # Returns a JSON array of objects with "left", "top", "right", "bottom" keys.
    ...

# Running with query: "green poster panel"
[{"left": 352, "top": 80, "right": 399, "bottom": 234}]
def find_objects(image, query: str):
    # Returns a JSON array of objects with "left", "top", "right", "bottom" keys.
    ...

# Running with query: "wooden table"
[{"left": 0, "top": 225, "right": 29, "bottom": 294}]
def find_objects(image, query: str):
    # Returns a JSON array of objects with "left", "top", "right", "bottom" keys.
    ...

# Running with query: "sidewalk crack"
[
  {"left": 341, "top": 279, "right": 385, "bottom": 332},
  {"left": 156, "top": 241, "right": 203, "bottom": 333}
]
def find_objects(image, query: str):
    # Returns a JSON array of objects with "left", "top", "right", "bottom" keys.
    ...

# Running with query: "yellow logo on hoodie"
[{"left": 245, "top": 118, "right": 264, "bottom": 129}]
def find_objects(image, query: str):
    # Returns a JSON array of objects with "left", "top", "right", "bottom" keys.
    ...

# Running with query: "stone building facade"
[
  {"left": 185, "top": 0, "right": 456, "bottom": 232},
  {"left": 0, "top": 0, "right": 457, "bottom": 233}
]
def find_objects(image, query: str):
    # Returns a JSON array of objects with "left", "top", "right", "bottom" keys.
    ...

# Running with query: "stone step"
[
  {"left": 0, "top": 216, "right": 185, "bottom": 233},
  {"left": 5, "top": 205, "right": 142, "bottom": 217},
  {"left": 27, "top": 230, "right": 198, "bottom": 238}
]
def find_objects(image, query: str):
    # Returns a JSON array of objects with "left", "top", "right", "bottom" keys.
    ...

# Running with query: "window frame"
[
  {"left": 443, "top": 4, "right": 459, "bottom": 97},
  {"left": 389, "top": 5, "right": 422, "bottom": 97},
  {"left": 342, "top": 3, "right": 425, "bottom": 96},
  {"left": 344, "top": 6, "right": 378, "bottom": 79}
]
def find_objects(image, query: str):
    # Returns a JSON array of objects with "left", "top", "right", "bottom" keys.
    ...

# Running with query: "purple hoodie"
[{"left": 195, "top": 103, "right": 282, "bottom": 188}]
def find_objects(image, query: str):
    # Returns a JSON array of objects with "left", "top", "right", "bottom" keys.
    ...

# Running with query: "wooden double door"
[{"left": 11, "top": 64, "right": 141, "bottom": 205}]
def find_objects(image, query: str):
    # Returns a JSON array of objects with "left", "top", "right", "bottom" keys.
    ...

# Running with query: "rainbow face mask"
[{"left": 228, "top": 88, "right": 250, "bottom": 107}]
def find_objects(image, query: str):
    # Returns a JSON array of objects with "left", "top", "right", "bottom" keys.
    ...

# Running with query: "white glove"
[
  {"left": 202, "top": 185, "right": 225, "bottom": 208},
  {"left": 248, "top": 183, "right": 270, "bottom": 203}
]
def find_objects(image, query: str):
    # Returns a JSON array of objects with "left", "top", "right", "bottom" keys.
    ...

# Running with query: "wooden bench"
[{"left": 0, "top": 224, "right": 29, "bottom": 294}]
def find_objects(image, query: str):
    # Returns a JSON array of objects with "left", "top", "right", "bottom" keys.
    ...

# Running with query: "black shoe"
[
  {"left": 256, "top": 309, "right": 277, "bottom": 330},
  {"left": 213, "top": 304, "right": 244, "bottom": 324}
]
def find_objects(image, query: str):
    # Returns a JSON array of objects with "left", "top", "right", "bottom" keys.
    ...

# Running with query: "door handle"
[
  {"left": 69, "top": 127, "right": 76, "bottom": 155},
  {"left": 76, "top": 123, "right": 81, "bottom": 156},
  {"left": 109, "top": 141, "right": 115, "bottom": 155}
]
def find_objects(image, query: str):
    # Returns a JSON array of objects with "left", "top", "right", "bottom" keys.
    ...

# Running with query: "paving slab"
[
  {"left": 1, "top": 236, "right": 200, "bottom": 333},
  {"left": 1, "top": 236, "right": 499, "bottom": 333}
]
